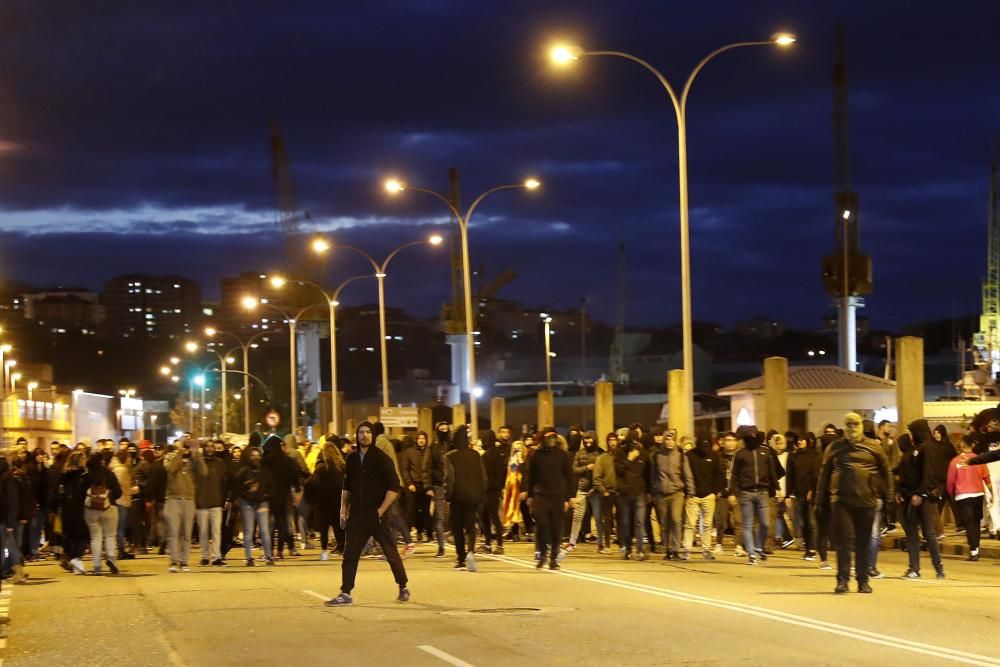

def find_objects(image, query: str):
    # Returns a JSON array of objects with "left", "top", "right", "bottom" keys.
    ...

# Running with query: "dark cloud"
[{"left": 0, "top": 0, "right": 997, "bottom": 331}]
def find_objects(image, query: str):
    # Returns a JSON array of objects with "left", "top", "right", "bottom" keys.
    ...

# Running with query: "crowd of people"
[{"left": 1, "top": 410, "right": 996, "bottom": 600}]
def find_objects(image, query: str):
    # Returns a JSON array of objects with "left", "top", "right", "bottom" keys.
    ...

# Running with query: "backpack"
[{"left": 86, "top": 481, "right": 111, "bottom": 511}]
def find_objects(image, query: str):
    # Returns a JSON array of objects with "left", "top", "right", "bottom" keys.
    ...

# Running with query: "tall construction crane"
[
  {"left": 822, "top": 24, "right": 872, "bottom": 371},
  {"left": 269, "top": 120, "right": 311, "bottom": 277},
  {"left": 609, "top": 240, "right": 627, "bottom": 384},
  {"left": 974, "top": 142, "right": 1000, "bottom": 377}
]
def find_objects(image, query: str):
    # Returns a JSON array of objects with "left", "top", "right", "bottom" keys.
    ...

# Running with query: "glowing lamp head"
[
  {"left": 160, "top": 366, "right": 171, "bottom": 376},
  {"left": 11, "top": 373, "right": 20, "bottom": 382},
  {"left": 311, "top": 238, "right": 331, "bottom": 254},
  {"left": 241, "top": 296, "right": 259, "bottom": 311},
  {"left": 772, "top": 33, "right": 796, "bottom": 47},
  {"left": 842, "top": 209, "right": 851, "bottom": 220},
  {"left": 205, "top": 326, "right": 217, "bottom": 337},
  {"left": 225, "top": 357, "right": 236, "bottom": 365},
  {"left": 524, "top": 178, "right": 541, "bottom": 190},
  {"left": 269, "top": 275, "right": 287, "bottom": 289},
  {"left": 429, "top": 234, "right": 443, "bottom": 246},
  {"left": 170, "top": 356, "right": 180, "bottom": 365},
  {"left": 384, "top": 178, "right": 405, "bottom": 194},
  {"left": 184, "top": 341, "right": 198, "bottom": 353},
  {"left": 550, "top": 44, "right": 582, "bottom": 65},
  {"left": 0, "top": 344, "right": 10, "bottom": 353},
  {"left": 27, "top": 382, "right": 37, "bottom": 391},
  {"left": 194, "top": 375, "right": 205, "bottom": 387}
]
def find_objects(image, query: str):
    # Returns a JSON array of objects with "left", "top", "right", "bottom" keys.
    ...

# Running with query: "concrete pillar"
[
  {"left": 330, "top": 391, "right": 344, "bottom": 436},
  {"left": 490, "top": 397, "right": 506, "bottom": 432},
  {"left": 594, "top": 381, "right": 614, "bottom": 443},
  {"left": 537, "top": 390, "right": 554, "bottom": 429},
  {"left": 452, "top": 403, "right": 466, "bottom": 427},
  {"left": 418, "top": 407, "right": 433, "bottom": 436},
  {"left": 896, "top": 336, "right": 924, "bottom": 428},
  {"left": 763, "top": 356, "right": 789, "bottom": 433},
  {"left": 667, "top": 370, "right": 687, "bottom": 437},
  {"left": 345, "top": 418, "right": 356, "bottom": 439}
]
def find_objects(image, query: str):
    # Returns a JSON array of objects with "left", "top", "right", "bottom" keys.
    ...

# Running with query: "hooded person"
[
  {"left": 815, "top": 412, "right": 893, "bottom": 594},
  {"left": 261, "top": 434, "right": 302, "bottom": 558},
  {"left": 423, "top": 423, "right": 451, "bottom": 557},
  {"left": 567, "top": 430, "right": 604, "bottom": 552},
  {"left": 726, "top": 425, "right": 778, "bottom": 564},
  {"left": 433, "top": 421, "right": 453, "bottom": 452},
  {"left": 786, "top": 431, "right": 821, "bottom": 559},
  {"left": 524, "top": 428, "right": 574, "bottom": 569},
  {"left": 375, "top": 433, "right": 415, "bottom": 555},
  {"left": 896, "top": 419, "right": 946, "bottom": 580},
  {"left": 324, "top": 420, "right": 410, "bottom": 607},
  {"left": 400, "top": 433, "right": 431, "bottom": 543},
  {"left": 683, "top": 437, "right": 724, "bottom": 559},
  {"left": 444, "top": 425, "right": 486, "bottom": 570},
  {"left": 479, "top": 429, "right": 508, "bottom": 554}
]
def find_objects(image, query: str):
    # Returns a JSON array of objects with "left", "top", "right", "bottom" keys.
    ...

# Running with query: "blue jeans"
[
  {"left": 868, "top": 499, "right": 883, "bottom": 570},
  {"left": 616, "top": 494, "right": 647, "bottom": 553},
  {"left": 432, "top": 485, "right": 446, "bottom": 549},
  {"left": 27, "top": 511, "right": 44, "bottom": 556},
  {"left": 237, "top": 499, "right": 272, "bottom": 561},
  {"left": 738, "top": 490, "right": 770, "bottom": 555}
]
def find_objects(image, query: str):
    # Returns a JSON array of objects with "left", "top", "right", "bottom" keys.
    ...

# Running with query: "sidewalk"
[{"left": 885, "top": 529, "right": 1000, "bottom": 558}]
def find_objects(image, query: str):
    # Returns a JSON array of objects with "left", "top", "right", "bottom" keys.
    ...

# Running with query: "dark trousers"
[
  {"left": 601, "top": 493, "right": 616, "bottom": 548},
  {"left": 816, "top": 507, "right": 831, "bottom": 562},
  {"left": 451, "top": 501, "right": 479, "bottom": 563},
  {"left": 318, "top": 507, "right": 346, "bottom": 553},
  {"left": 272, "top": 500, "right": 294, "bottom": 554},
  {"left": 903, "top": 499, "right": 942, "bottom": 573},
  {"left": 409, "top": 484, "right": 431, "bottom": 539},
  {"left": 532, "top": 497, "right": 564, "bottom": 564},
  {"left": 956, "top": 496, "right": 984, "bottom": 552},
  {"left": 480, "top": 490, "right": 504, "bottom": 547},
  {"left": 830, "top": 502, "right": 875, "bottom": 584},
  {"left": 340, "top": 508, "right": 407, "bottom": 594}
]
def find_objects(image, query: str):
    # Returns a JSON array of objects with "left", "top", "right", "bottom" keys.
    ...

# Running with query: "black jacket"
[
  {"left": 304, "top": 460, "right": 344, "bottom": 517},
  {"left": 727, "top": 445, "right": 779, "bottom": 496},
  {"left": 399, "top": 445, "right": 426, "bottom": 488},
  {"left": 685, "top": 446, "right": 725, "bottom": 498},
  {"left": 422, "top": 441, "right": 447, "bottom": 487},
  {"left": 613, "top": 442, "right": 649, "bottom": 497},
  {"left": 815, "top": 437, "right": 893, "bottom": 508},
  {"left": 573, "top": 444, "right": 602, "bottom": 493},
  {"left": 233, "top": 463, "right": 274, "bottom": 505},
  {"left": 898, "top": 419, "right": 948, "bottom": 499},
  {"left": 525, "top": 445, "right": 574, "bottom": 501},
  {"left": 344, "top": 445, "right": 400, "bottom": 513},
  {"left": 79, "top": 466, "right": 123, "bottom": 507},
  {"left": 482, "top": 439, "right": 510, "bottom": 493},
  {"left": 786, "top": 447, "right": 821, "bottom": 499},
  {"left": 445, "top": 446, "right": 486, "bottom": 505}
]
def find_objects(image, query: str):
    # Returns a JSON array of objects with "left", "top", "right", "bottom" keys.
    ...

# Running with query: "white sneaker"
[
  {"left": 319, "top": 550, "right": 329, "bottom": 561},
  {"left": 168, "top": 564, "right": 179, "bottom": 573},
  {"left": 465, "top": 552, "right": 478, "bottom": 573},
  {"left": 713, "top": 544, "right": 723, "bottom": 556},
  {"left": 734, "top": 546, "right": 747, "bottom": 557},
  {"left": 556, "top": 548, "right": 567, "bottom": 563},
  {"left": 70, "top": 558, "right": 85, "bottom": 575}
]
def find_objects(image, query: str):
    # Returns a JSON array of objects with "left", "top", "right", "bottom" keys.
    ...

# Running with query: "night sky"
[{"left": 0, "top": 1, "right": 998, "bottom": 331}]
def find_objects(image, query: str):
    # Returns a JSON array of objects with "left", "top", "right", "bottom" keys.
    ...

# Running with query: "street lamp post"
[
  {"left": 309, "top": 236, "right": 443, "bottom": 410},
  {"left": 150, "top": 414, "right": 158, "bottom": 445},
  {"left": 243, "top": 297, "right": 318, "bottom": 438},
  {"left": 541, "top": 313, "right": 553, "bottom": 392},
  {"left": 205, "top": 327, "right": 269, "bottom": 435},
  {"left": 268, "top": 273, "right": 373, "bottom": 436},
  {"left": 385, "top": 178, "right": 540, "bottom": 440},
  {"left": 549, "top": 33, "right": 796, "bottom": 438},
  {"left": 0, "top": 344, "right": 11, "bottom": 393}
]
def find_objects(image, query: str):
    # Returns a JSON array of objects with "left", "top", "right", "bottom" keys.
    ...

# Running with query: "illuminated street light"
[
  {"left": 383, "top": 178, "right": 405, "bottom": 193},
  {"left": 549, "top": 32, "right": 795, "bottom": 438},
  {"left": 160, "top": 366, "right": 171, "bottom": 375},
  {"left": 205, "top": 326, "right": 217, "bottom": 337},
  {"left": 269, "top": 275, "right": 287, "bottom": 289},
  {"left": 311, "top": 238, "right": 331, "bottom": 254},
  {"left": 184, "top": 341, "right": 198, "bottom": 353},
  {"left": 241, "top": 296, "right": 259, "bottom": 310}
]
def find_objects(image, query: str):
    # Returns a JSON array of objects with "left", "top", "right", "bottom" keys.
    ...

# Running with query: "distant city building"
[
  {"left": 102, "top": 274, "right": 201, "bottom": 339},
  {"left": 219, "top": 272, "right": 270, "bottom": 333},
  {"left": 22, "top": 288, "right": 101, "bottom": 335},
  {"left": 733, "top": 317, "right": 787, "bottom": 339}
]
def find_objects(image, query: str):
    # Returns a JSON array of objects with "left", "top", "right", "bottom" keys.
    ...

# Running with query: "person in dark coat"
[
  {"left": 59, "top": 452, "right": 90, "bottom": 574},
  {"left": 786, "top": 432, "right": 821, "bottom": 560},
  {"left": 79, "top": 452, "right": 123, "bottom": 576},
  {"left": 45, "top": 448, "right": 69, "bottom": 560},
  {"left": 262, "top": 434, "right": 303, "bottom": 559},
  {"left": 525, "top": 428, "right": 574, "bottom": 570},
  {"left": 446, "top": 425, "right": 486, "bottom": 571},
  {"left": 898, "top": 419, "right": 946, "bottom": 580},
  {"left": 233, "top": 445, "right": 275, "bottom": 566},
  {"left": 479, "top": 428, "right": 509, "bottom": 555},
  {"left": 305, "top": 443, "right": 346, "bottom": 558}
]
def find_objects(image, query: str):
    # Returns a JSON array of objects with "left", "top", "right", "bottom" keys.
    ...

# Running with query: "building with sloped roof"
[{"left": 717, "top": 365, "right": 897, "bottom": 434}]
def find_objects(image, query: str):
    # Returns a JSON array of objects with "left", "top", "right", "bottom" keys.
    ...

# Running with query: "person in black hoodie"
[
  {"left": 815, "top": 413, "right": 892, "bottom": 594},
  {"left": 569, "top": 431, "right": 603, "bottom": 552},
  {"left": 479, "top": 429, "right": 509, "bottom": 555},
  {"left": 45, "top": 448, "right": 69, "bottom": 561},
  {"left": 80, "top": 452, "right": 123, "bottom": 576},
  {"left": 785, "top": 432, "right": 821, "bottom": 560},
  {"left": 931, "top": 424, "right": 958, "bottom": 537},
  {"left": 262, "top": 434, "right": 303, "bottom": 559},
  {"left": 683, "top": 438, "right": 724, "bottom": 559},
  {"left": 445, "top": 425, "right": 486, "bottom": 571},
  {"left": 58, "top": 452, "right": 89, "bottom": 575},
  {"left": 898, "top": 419, "right": 946, "bottom": 580},
  {"left": 234, "top": 445, "right": 275, "bottom": 566},
  {"left": 614, "top": 427, "right": 650, "bottom": 561},
  {"left": 305, "top": 442, "right": 346, "bottom": 559},
  {"left": 325, "top": 421, "right": 409, "bottom": 606},
  {"left": 726, "top": 425, "right": 778, "bottom": 565},
  {"left": 423, "top": 423, "right": 449, "bottom": 557},
  {"left": 525, "top": 428, "right": 573, "bottom": 570},
  {"left": 400, "top": 433, "right": 430, "bottom": 543}
]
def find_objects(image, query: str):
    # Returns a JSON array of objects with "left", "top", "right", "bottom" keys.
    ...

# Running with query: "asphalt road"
[{"left": 4, "top": 536, "right": 999, "bottom": 667}]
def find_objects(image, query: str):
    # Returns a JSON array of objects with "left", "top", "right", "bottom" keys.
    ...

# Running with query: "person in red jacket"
[{"left": 948, "top": 437, "right": 993, "bottom": 561}]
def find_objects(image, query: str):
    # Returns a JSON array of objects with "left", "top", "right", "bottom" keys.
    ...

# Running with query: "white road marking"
[
  {"left": 487, "top": 553, "right": 1000, "bottom": 667},
  {"left": 302, "top": 589, "right": 331, "bottom": 602},
  {"left": 417, "top": 645, "right": 476, "bottom": 667}
]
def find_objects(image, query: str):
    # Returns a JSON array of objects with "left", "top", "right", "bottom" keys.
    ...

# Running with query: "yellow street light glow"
[
  {"left": 171, "top": 375, "right": 180, "bottom": 383},
  {"left": 6, "top": 360, "right": 15, "bottom": 367},
  {"left": 311, "top": 238, "right": 331, "bottom": 254},
  {"left": 170, "top": 356, "right": 180, "bottom": 365},
  {"left": 160, "top": 366, "right": 171, "bottom": 375},
  {"left": 241, "top": 296, "right": 259, "bottom": 310},
  {"left": 384, "top": 178, "right": 405, "bottom": 194},
  {"left": 842, "top": 209, "right": 851, "bottom": 220},
  {"left": 429, "top": 234, "right": 443, "bottom": 246},
  {"left": 269, "top": 275, "right": 287, "bottom": 289},
  {"left": 27, "top": 382, "right": 37, "bottom": 391},
  {"left": 772, "top": 33, "right": 797, "bottom": 47},
  {"left": 0, "top": 344, "right": 10, "bottom": 353},
  {"left": 524, "top": 178, "right": 541, "bottom": 190},
  {"left": 550, "top": 44, "right": 582, "bottom": 65},
  {"left": 11, "top": 373, "right": 21, "bottom": 381},
  {"left": 184, "top": 341, "right": 198, "bottom": 353},
  {"left": 331, "top": 300, "right": 340, "bottom": 308},
  {"left": 233, "top": 393, "right": 242, "bottom": 400},
  {"left": 205, "top": 326, "right": 217, "bottom": 337},
  {"left": 225, "top": 357, "right": 236, "bottom": 364}
]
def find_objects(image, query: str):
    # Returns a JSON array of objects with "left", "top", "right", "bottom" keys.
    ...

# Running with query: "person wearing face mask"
[
  {"left": 727, "top": 426, "right": 778, "bottom": 565},
  {"left": 566, "top": 431, "right": 602, "bottom": 552},
  {"left": 649, "top": 429, "right": 689, "bottom": 560},
  {"left": 614, "top": 427, "right": 650, "bottom": 561},
  {"left": 423, "top": 422, "right": 450, "bottom": 557},
  {"left": 815, "top": 413, "right": 893, "bottom": 594},
  {"left": 683, "top": 437, "right": 724, "bottom": 559},
  {"left": 163, "top": 439, "right": 197, "bottom": 573},
  {"left": 401, "top": 432, "right": 432, "bottom": 544},
  {"left": 479, "top": 428, "right": 509, "bottom": 555},
  {"left": 193, "top": 440, "right": 231, "bottom": 567},
  {"left": 524, "top": 428, "right": 574, "bottom": 570},
  {"left": 785, "top": 433, "right": 820, "bottom": 560},
  {"left": 233, "top": 446, "right": 275, "bottom": 567},
  {"left": 714, "top": 432, "right": 745, "bottom": 557},
  {"left": 897, "top": 419, "right": 946, "bottom": 581},
  {"left": 592, "top": 433, "right": 618, "bottom": 554}
]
